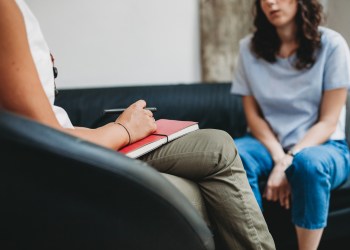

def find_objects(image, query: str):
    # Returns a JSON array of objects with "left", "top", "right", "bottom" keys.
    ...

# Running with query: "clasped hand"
[{"left": 263, "top": 154, "right": 293, "bottom": 209}]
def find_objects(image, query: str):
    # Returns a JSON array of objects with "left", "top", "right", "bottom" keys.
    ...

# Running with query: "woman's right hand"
[{"left": 115, "top": 100, "right": 157, "bottom": 144}]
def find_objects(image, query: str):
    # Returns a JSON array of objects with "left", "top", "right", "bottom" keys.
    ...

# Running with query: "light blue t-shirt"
[{"left": 231, "top": 27, "right": 350, "bottom": 149}]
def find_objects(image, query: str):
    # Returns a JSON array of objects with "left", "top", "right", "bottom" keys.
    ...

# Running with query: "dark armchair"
[{"left": 0, "top": 110, "right": 214, "bottom": 250}]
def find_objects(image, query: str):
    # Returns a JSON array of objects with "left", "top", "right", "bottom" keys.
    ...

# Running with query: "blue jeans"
[{"left": 235, "top": 134, "right": 350, "bottom": 229}]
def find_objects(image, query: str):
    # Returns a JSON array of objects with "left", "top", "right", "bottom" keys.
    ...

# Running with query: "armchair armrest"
[{"left": 0, "top": 110, "right": 214, "bottom": 250}]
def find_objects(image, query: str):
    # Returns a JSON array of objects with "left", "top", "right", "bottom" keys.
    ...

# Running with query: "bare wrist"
[
  {"left": 286, "top": 147, "right": 301, "bottom": 157},
  {"left": 272, "top": 153, "right": 285, "bottom": 164},
  {"left": 274, "top": 154, "right": 293, "bottom": 169}
]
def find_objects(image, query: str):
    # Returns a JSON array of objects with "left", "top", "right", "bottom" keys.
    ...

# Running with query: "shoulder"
[
  {"left": 238, "top": 33, "right": 254, "bottom": 54},
  {"left": 319, "top": 26, "right": 349, "bottom": 50},
  {"left": 239, "top": 34, "right": 253, "bottom": 48}
]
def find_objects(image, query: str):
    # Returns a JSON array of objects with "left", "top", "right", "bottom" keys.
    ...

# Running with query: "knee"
[
  {"left": 289, "top": 148, "right": 328, "bottom": 183},
  {"left": 200, "top": 129, "right": 240, "bottom": 168}
]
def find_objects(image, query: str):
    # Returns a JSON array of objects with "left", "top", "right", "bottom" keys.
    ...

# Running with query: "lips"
[{"left": 269, "top": 10, "right": 281, "bottom": 18}]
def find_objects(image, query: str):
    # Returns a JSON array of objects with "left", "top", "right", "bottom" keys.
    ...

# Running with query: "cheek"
[
  {"left": 290, "top": 0, "right": 299, "bottom": 15},
  {"left": 260, "top": 5, "right": 269, "bottom": 18},
  {"left": 291, "top": 7, "right": 298, "bottom": 19}
]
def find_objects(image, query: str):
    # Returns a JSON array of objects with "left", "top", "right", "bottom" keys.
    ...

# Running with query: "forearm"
[
  {"left": 292, "top": 120, "right": 336, "bottom": 151},
  {"left": 293, "top": 89, "right": 347, "bottom": 152},
  {"left": 243, "top": 96, "right": 285, "bottom": 162},
  {"left": 249, "top": 117, "right": 285, "bottom": 162},
  {"left": 63, "top": 123, "right": 130, "bottom": 150}
]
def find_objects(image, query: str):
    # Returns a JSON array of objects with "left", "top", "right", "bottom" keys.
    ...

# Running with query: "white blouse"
[{"left": 15, "top": 0, "right": 74, "bottom": 128}]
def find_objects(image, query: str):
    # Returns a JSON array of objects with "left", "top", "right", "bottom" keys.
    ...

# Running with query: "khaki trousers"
[{"left": 140, "top": 129, "right": 275, "bottom": 250}]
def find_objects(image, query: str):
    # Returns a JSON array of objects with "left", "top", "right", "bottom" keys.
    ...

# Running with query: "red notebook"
[{"left": 119, "top": 119, "right": 199, "bottom": 158}]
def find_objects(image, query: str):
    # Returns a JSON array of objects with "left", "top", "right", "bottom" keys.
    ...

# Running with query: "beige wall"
[{"left": 327, "top": 0, "right": 350, "bottom": 44}]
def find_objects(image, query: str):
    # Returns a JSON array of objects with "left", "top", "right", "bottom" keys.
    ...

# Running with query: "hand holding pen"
[{"left": 111, "top": 100, "right": 157, "bottom": 145}]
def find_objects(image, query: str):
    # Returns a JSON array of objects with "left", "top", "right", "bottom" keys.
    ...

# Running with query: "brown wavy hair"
[{"left": 251, "top": 0, "right": 324, "bottom": 70}]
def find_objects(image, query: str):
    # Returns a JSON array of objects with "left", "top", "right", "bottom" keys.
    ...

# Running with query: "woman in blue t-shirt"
[{"left": 231, "top": 0, "right": 350, "bottom": 249}]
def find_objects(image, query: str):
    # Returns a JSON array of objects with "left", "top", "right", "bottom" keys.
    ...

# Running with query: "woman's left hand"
[{"left": 263, "top": 155, "right": 293, "bottom": 209}]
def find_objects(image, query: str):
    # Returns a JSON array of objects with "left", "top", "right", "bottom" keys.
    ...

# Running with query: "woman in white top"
[{"left": 0, "top": 0, "right": 276, "bottom": 249}]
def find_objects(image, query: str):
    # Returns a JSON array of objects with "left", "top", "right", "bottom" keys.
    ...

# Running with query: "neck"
[
  {"left": 276, "top": 22, "right": 298, "bottom": 57},
  {"left": 276, "top": 21, "right": 297, "bottom": 43}
]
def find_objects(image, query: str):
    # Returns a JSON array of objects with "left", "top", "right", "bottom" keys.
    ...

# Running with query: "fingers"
[
  {"left": 142, "top": 107, "right": 156, "bottom": 128},
  {"left": 132, "top": 100, "right": 156, "bottom": 118},
  {"left": 264, "top": 186, "right": 278, "bottom": 202},
  {"left": 279, "top": 192, "right": 284, "bottom": 207},
  {"left": 279, "top": 192, "right": 287, "bottom": 208},
  {"left": 124, "top": 100, "right": 156, "bottom": 123},
  {"left": 263, "top": 187, "right": 274, "bottom": 201},
  {"left": 279, "top": 193, "right": 290, "bottom": 209},
  {"left": 276, "top": 184, "right": 291, "bottom": 209},
  {"left": 133, "top": 99, "right": 147, "bottom": 108},
  {"left": 264, "top": 185, "right": 291, "bottom": 209},
  {"left": 284, "top": 196, "right": 290, "bottom": 209},
  {"left": 144, "top": 109, "right": 154, "bottom": 117}
]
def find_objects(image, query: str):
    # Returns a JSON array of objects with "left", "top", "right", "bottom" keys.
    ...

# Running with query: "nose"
[{"left": 265, "top": 0, "right": 277, "bottom": 6}]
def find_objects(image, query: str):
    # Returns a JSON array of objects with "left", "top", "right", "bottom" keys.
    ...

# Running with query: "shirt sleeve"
[
  {"left": 323, "top": 34, "right": 350, "bottom": 90},
  {"left": 230, "top": 42, "right": 252, "bottom": 96}
]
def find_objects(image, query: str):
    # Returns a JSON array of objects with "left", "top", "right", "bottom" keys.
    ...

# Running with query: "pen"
[{"left": 103, "top": 107, "right": 157, "bottom": 114}]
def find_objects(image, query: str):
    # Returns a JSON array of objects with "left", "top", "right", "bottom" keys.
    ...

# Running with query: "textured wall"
[
  {"left": 200, "top": 0, "right": 254, "bottom": 82},
  {"left": 327, "top": 0, "right": 350, "bottom": 44}
]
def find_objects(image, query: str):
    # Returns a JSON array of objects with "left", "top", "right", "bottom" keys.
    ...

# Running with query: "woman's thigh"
[
  {"left": 235, "top": 134, "right": 274, "bottom": 178},
  {"left": 286, "top": 140, "right": 350, "bottom": 190},
  {"left": 140, "top": 129, "right": 238, "bottom": 180},
  {"left": 285, "top": 140, "right": 350, "bottom": 229}
]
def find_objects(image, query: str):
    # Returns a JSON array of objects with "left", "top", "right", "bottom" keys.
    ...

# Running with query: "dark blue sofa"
[{"left": 54, "top": 82, "right": 350, "bottom": 249}]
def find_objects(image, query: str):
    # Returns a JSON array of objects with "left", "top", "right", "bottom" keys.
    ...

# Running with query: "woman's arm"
[
  {"left": 291, "top": 88, "right": 348, "bottom": 152},
  {"left": 71, "top": 99, "right": 157, "bottom": 149},
  {"left": 0, "top": 0, "right": 156, "bottom": 150},
  {"left": 0, "top": 0, "right": 60, "bottom": 127},
  {"left": 264, "top": 88, "right": 347, "bottom": 208},
  {"left": 243, "top": 96, "right": 286, "bottom": 162},
  {"left": 243, "top": 96, "right": 293, "bottom": 207}
]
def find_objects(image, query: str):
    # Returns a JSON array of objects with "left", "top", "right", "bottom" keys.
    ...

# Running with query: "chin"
[{"left": 269, "top": 19, "right": 288, "bottom": 28}]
